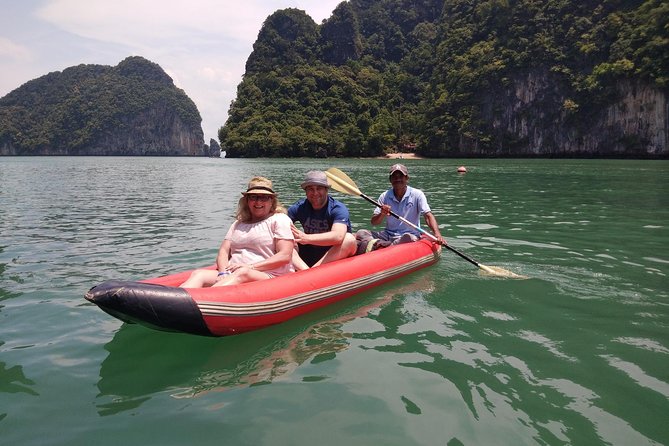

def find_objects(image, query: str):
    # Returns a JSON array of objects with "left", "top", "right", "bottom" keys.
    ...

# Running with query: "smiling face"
[
  {"left": 304, "top": 185, "right": 329, "bottom": 210},
  {"left": 390, "top": 171, "right": 409, "bottom": 195},
  {"left": 246, "top": 194, "right": 273, "bottom": 221}
]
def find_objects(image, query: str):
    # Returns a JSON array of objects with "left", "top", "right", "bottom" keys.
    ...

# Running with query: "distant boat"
[{"left": 220, "top": 151, "right": 226, "bottom": 158}]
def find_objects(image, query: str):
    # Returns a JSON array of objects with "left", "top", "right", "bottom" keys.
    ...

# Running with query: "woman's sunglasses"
[{"left": 247, "top": 194, "right": 272, "bottom": 202}]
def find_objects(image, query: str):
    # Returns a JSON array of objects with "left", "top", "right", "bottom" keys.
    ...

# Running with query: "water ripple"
[{"left": 1, "top": 158, "right": 668, "bottom": 445}]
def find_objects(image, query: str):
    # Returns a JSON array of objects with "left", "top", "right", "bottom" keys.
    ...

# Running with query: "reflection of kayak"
[{"left": 85, "top": 239, "right": 441, "bottom": 337}]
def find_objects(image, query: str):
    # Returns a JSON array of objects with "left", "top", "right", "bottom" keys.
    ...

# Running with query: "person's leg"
[
  {"left": 179, "top": 269, "right": 219, "bottom": 288},
  {"left": 355, "top": 229, "right": 373, "bottom": 243},
  {"left": 396, "top": 233, "right": 419, "bottom": 244},
  {"left": 355, "top": 229, "right": 397, "bottom": 253},
  {"left": 355, "top": 229, "right": 373, "bottom": 254},
  {"left": 211, "top": 267, "right": 272, "bottom": 287},
  {"left": 292, "top": 249, "right": 310, "bottom": 271},
  {"left": 313, "top": 233, "right": 357, "bottom": 266}
]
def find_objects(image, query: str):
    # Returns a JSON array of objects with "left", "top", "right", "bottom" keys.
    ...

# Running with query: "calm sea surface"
[{"left": 1, "top": 157, "right": 667, "bottom": 445}]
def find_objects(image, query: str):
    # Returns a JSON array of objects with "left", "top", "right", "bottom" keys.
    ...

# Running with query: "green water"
[{"left": 1, "top": 157, "right": 667, "bottom": 445}]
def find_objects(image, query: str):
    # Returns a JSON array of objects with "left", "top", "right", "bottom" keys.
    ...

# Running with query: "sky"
[{"left": 0, "top": 0, "right": 344, "bottom": 142}]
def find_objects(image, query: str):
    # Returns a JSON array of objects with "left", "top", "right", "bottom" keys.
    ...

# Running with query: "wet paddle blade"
[
  {"left": 479, "top": 264, "right": 527, "bottom": 279},
  {"left": 325, "top": 168, "right": 362, "bottom": 196},
  {"left": 446, "top": 244, "right": 528, "bottom": 279}
]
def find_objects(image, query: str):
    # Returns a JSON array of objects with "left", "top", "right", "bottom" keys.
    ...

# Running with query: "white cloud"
[
  {"left": 36, "top": 0, "right": 266, "bottom": 48},
  {"left": 2, "top": 0, "right": 344, "bottom": 142},
  {"left": 0, "top": 37, "right": 33, "bottom": 61},
  {"left": 35, "top": 0, "right": 337, "bottom": 51},
  {"left": 198, "top": 66, "right": 234, "bottom": 83}
]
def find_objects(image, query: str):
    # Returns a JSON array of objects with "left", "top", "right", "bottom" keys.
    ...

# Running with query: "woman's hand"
[{"left": 224, "top": 262, "right": 254, "bottom": 272}]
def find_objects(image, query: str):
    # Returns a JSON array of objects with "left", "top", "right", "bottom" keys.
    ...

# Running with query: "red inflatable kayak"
[{"left": 85, "top": 239, "right": 441, "bottom": 336}]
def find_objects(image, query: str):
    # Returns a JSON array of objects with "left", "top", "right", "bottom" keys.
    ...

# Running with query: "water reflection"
[
  {"left": 0, "top": 358, "right": 39, "bottom": 422},
  {"left": 95, "top": 274, "right": 435, "bottom": 414},
  {"left": 0, "top": 248, "right": 37, "bottom": 419},
  {"left": 0, "top": 344, "right": 38, "bottom": 397},
  {"left": 0, "top": 339, "right": 39, "bottom": 424},
  {"left": 355, "top": 273, "right": 669, "bottom": 445}
]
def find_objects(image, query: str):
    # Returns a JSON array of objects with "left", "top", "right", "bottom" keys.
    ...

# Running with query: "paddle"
[{"left": 325, "top": 167, "right": 525, "bottom": 279}]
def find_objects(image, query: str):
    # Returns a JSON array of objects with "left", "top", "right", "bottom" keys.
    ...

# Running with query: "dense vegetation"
[
  {"left": 0, "top": 56, "right": 202, "bottom": 155},
  {"left": 220, "top": 0, "right": 667, "bottom": 157}
]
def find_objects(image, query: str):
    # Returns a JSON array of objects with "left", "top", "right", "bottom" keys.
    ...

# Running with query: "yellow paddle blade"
[
  {"left": 325, "top": 168, "right": 362, "bottom": 196},
  {"left": 479, "top": 264, "right": 527, "bottom": 279}
]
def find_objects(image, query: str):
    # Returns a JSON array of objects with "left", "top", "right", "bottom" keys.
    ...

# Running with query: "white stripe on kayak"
[{"left": 197, "top": 252, "right": 439, "bottom": 317}]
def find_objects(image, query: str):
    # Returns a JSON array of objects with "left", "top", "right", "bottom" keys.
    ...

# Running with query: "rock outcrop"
[
  {"left": 207, "top": 138, "right": 222, "bottom": 157},
  {"left": 0, "top": 56, "right": 205, "bottom": 156},
  {"left": 81, "top": 104, "right": 205, "bottom": 156},
  {"left": 483, "top": 72, "right": 667, "bottom": 157}
]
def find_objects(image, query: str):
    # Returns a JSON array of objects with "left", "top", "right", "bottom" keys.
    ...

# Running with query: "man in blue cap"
[
  {"left": 356, "top": 163, "right": 445, "bottom": 252},
  {"left": 289, "top": 170, "right": 357, "bottom": 269}
]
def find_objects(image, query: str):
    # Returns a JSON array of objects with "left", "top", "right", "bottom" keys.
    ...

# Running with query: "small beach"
[{"left": 382, "top": 152, "right": 423, "bottom": 160}]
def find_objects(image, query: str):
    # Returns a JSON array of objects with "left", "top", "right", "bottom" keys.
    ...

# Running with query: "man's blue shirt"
[{"left": 288, "top": 196, "right": 352, "bottom": 266}]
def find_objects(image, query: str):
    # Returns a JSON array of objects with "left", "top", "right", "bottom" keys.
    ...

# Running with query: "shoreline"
[{"left": 379, "top": 152, "right": 424, "bottom": 160}]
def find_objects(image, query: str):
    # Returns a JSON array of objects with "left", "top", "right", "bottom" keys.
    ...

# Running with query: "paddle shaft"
[{"left": 358, "top": 192, "right": 483, "bottom": 269}]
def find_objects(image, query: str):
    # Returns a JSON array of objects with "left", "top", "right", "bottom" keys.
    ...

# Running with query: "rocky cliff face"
[
  {"left": 0, "top": 105, "right": 204, "bottom": 156},
  {"left": 486, "top": 71, "right": 667, "bottom": 157},
  {"left": 599, "top": 81, "right": 666, "bottom": 156},
  {"left": 207, "top": 138, "right": 222, "bottom": 157},
  {"left": 82, "top": 104, "right": 205, "bottom": 156}
]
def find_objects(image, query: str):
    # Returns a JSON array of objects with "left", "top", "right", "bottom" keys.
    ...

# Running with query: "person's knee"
[
  {"left": 355, "top": 229, "right": 372, "bottom": 241},
  {"left": 343, "top": 233, "right": 357, "bottom": 256},
  {"left": 397, "top": 233, "right": 418, "bottom": 244},
  {"left": 190, "top": 269, "right": 207, "bottom": 279}
]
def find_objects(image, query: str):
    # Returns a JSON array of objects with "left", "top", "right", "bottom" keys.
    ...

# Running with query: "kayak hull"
[{"left": 85, "top": 239, "right": 441, "bottom": 336}]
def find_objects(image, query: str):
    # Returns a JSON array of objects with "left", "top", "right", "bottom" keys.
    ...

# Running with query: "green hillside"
[
  {"left": 0, "top": 56, "right": 203, "bottom": 155},
  {"left": 220, "top": 0, "right": 667, "bottom": 158}
]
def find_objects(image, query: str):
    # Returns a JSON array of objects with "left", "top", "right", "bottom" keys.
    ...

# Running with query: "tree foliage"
[
  {"left": 0, "top": 56, "right": 202, "bottom": 155},
  {"left": 219, "top": 0, "right": 667, "bottom": 157}
]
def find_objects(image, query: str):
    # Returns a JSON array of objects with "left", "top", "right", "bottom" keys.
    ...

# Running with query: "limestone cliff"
[
  {"left": 484, "top": 72, "right": 667, "bottom": 157},
  {"left": 82, "top": 104, "right": 205, "bottom": 156},
  {"left": 207, "top": 138, "right": 222, "bottom": 157}
]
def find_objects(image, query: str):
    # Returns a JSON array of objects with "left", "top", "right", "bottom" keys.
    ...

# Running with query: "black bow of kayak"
[{"left": 85, "top": 280, "right": 212, "bottom": 336}]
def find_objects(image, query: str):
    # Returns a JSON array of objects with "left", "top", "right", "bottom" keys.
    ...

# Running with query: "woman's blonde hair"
[{"left": 236, "top": 176, "right": 286, "bottom": 222}]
